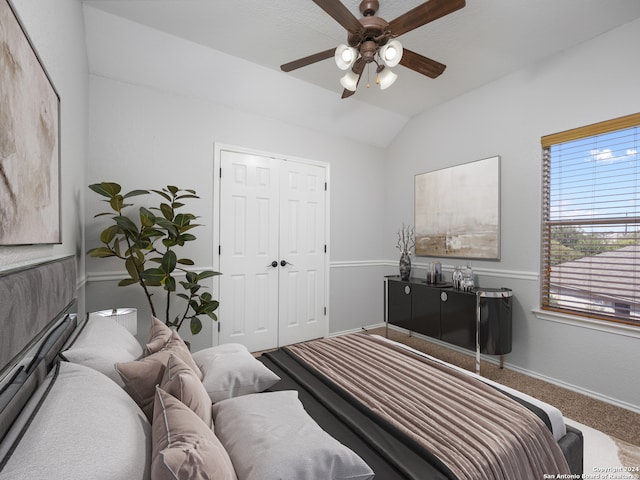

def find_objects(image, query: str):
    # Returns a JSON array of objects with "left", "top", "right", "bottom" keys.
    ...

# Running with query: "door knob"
[
  {"left": 268, "top": 261, "right": 278, "bottom": 268},
  {"left": 280, "top": 260, "right": 293, "bottom": 267}
]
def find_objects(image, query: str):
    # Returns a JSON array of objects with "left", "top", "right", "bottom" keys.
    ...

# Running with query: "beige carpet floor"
[{"left": 366, "top": 326, "right": 640, "bottom": 449}]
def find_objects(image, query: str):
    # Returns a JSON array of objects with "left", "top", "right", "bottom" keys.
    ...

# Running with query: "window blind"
[{"left": 541, "top": 113, "right": 640, "bottom": 325}]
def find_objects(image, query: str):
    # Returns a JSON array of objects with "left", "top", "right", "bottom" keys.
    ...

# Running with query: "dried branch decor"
[{"left": 396, "top": 223, "right": 415, "bottom": 255}]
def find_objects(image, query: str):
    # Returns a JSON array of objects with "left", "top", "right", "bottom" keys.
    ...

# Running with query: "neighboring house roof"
[{"left": 549, "top": 244, "right": 640, "bottom": 307}]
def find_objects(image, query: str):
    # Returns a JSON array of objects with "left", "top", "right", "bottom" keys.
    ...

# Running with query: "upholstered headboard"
[{"left": 0, "top": 256, "right": 76, "bottom": 377}]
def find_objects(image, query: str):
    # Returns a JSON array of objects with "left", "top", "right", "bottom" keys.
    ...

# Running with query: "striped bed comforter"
[{"left": 285, "top": 333, "right": 570, "bottom": 480}]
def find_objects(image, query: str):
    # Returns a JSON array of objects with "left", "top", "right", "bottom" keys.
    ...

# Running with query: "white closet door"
[
  {"left": 278, "top": 160, "right": 327, "bottom": 346},
  {"left": 219, "top": 150, "right": 279, "bottom": 352},
  {"left": 218, "top": 149, "right": 327, "bottom": 352}
]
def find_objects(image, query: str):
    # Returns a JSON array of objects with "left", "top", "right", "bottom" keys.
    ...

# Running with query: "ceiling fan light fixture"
[
  {"left": 377, "top": 67, "right": 398, "bottom": 90},
  {"left": 335, "top": 44, "right": 358, "bottom": 70},
  {"left": 380, "top": 40, "right": 403, "bottom": 68},
  {"left": 340, "top": 69, "right": 360, "bottom": 91},
  {"left": 279, "top": 0, "right": 464, "bottom": 99}
]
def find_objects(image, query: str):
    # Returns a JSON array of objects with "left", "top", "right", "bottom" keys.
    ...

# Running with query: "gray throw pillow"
[
  {"left": 0, "top": 362, "right": 151, "bottom": 480},
  {"left": 212, "top": 390, "right": 374, "bottom": 480},
  {"left": 192, "top": 343, "right": 279, "bottom": 403},
  {"left": 62, "top": 316, "right": 143, "bottom": 385}
]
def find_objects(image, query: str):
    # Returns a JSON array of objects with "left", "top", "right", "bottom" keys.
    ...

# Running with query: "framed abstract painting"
[
  {"left": 415, "top": 156, "right": 500, "bottom": 260},
  {"left": 0, "top": 0, "right": 61, "bottom": 245}
]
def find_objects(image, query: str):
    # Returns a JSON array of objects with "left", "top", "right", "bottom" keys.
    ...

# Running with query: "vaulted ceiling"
[{"left": 83, "top": 0, "right": 640, "bottom": 120}]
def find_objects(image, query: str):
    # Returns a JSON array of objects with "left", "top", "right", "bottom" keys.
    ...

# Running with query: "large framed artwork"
[
  {"left": 415, "top": 156, "right": 500, "bottom": 259},
  {"left": 0, "top": 0, "right": 61, "bottom": 245}
]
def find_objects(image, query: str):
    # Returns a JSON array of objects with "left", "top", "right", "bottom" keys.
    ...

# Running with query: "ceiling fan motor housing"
[
  {"left": 347, "top": 14, "right": 390, "bottom": 50},
  {"left": 359, "top": 0, "right": 379, "bottom": 16},
  {"left": 359, "top": 40, "right": 378, "bottom": 62}
]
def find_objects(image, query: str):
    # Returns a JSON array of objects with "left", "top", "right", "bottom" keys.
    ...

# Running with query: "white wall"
[
  {"left": 0, "top": 0, "right": 89, "bottom": 312},
  {"left": 384, "top": 18, "right": 640, "bottom": 411},
  {"left": 81, "top": 4, "right": 640, "bottom": 411},
  {"left": 82, "top": 8, "right": 388, "bottom": 351}
]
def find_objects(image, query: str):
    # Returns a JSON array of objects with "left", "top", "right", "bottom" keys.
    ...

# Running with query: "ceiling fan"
[{"left": 280, "top": 0, "right": 466, "bottom": 98}]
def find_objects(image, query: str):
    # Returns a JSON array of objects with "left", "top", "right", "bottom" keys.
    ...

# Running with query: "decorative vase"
[
  {"left": 399, "top": 253, "right": 411, "bottom": 281},
  {"left": 452, "top": 266, "right": 463, "bottom": 289}
]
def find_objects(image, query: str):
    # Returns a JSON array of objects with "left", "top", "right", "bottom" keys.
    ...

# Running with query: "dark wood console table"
[{"left": 384, "top": 276, "right": 512, "bottom": 373}]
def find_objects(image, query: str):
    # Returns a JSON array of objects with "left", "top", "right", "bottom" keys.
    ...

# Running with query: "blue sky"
[{"left": 549, "top": 126, "right": 639, "bottom": 225}]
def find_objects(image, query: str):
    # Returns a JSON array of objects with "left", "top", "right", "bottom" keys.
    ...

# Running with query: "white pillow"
[
  {"left": 62, "top": 346, "right": 135, "bottom": 387},
  {"left": 0, "top": 362, "right": 151, "bottom": 480},
  {"left": 192, "top": 344, "right": 279, "bottom": 403},
  {"left": 62, "top": 317, "right": 143, "bottom": 384},
  {"left": 68, "top": 316, "right": 142, "bottom": 357},
  {"left": 212, "top": 391, "right": 374, "bottom": 480}
]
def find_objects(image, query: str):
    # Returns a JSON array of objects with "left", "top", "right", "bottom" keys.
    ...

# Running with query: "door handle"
[
  {"left": 267, "top": 261, "right": 278, "bottom": 268},
  {"left": 280, "top": 260, "right": 293, "bottom": 267}
]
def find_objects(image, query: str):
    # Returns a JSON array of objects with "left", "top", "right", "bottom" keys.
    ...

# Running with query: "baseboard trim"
[
  {"left": 327, "top": 325, "right": 375, "bottom": 337},
  {"left": 330, "top": 322, "right": 640, "bottom": 415}
]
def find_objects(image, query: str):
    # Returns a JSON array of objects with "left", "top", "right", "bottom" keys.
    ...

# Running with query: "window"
[{"left": 541, "top": 113, "right": 640, "bottom": 326}]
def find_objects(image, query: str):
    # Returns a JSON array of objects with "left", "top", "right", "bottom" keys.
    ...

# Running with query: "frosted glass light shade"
[
  {"left": 380, "top": 40, "right": 403, "bottom": 68},
  {"left": 334, "top": 44, "right": 358, "bottom": 70},
  {"left": 340, "top": 69, "right": 360, "bottom": 91},
  {"left": 378, "top": 68, "right": 398, "bottom": 90}
]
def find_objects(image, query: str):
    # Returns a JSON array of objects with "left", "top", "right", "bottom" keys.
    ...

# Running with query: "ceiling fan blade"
[
  {"left": 281, "top": 48, "right": 335, "bottom": 72},
  {"left": 311, "top": 0, "right": 364, "bottom": 35},
  {"left": 399, "top": 49, "right": 446, "bottom": 78},
  {"left": 341, "top": 88, "right": 356, "bottom": 99},
  {"left": 388, "top": 0, "right": 465, "bottom": 37}
]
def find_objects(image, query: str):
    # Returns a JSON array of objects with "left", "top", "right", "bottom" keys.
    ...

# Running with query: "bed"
[{"left": 0, "top": 256, "right": 583, "bottom": 479}]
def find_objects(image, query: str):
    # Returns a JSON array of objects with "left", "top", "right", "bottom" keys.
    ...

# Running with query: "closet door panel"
[
  {"left": 278, "top": 161, "right": 327, "bottom": 346},
  {"left": 219, "top": 150, "right": 279, "bottom": 352}
]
